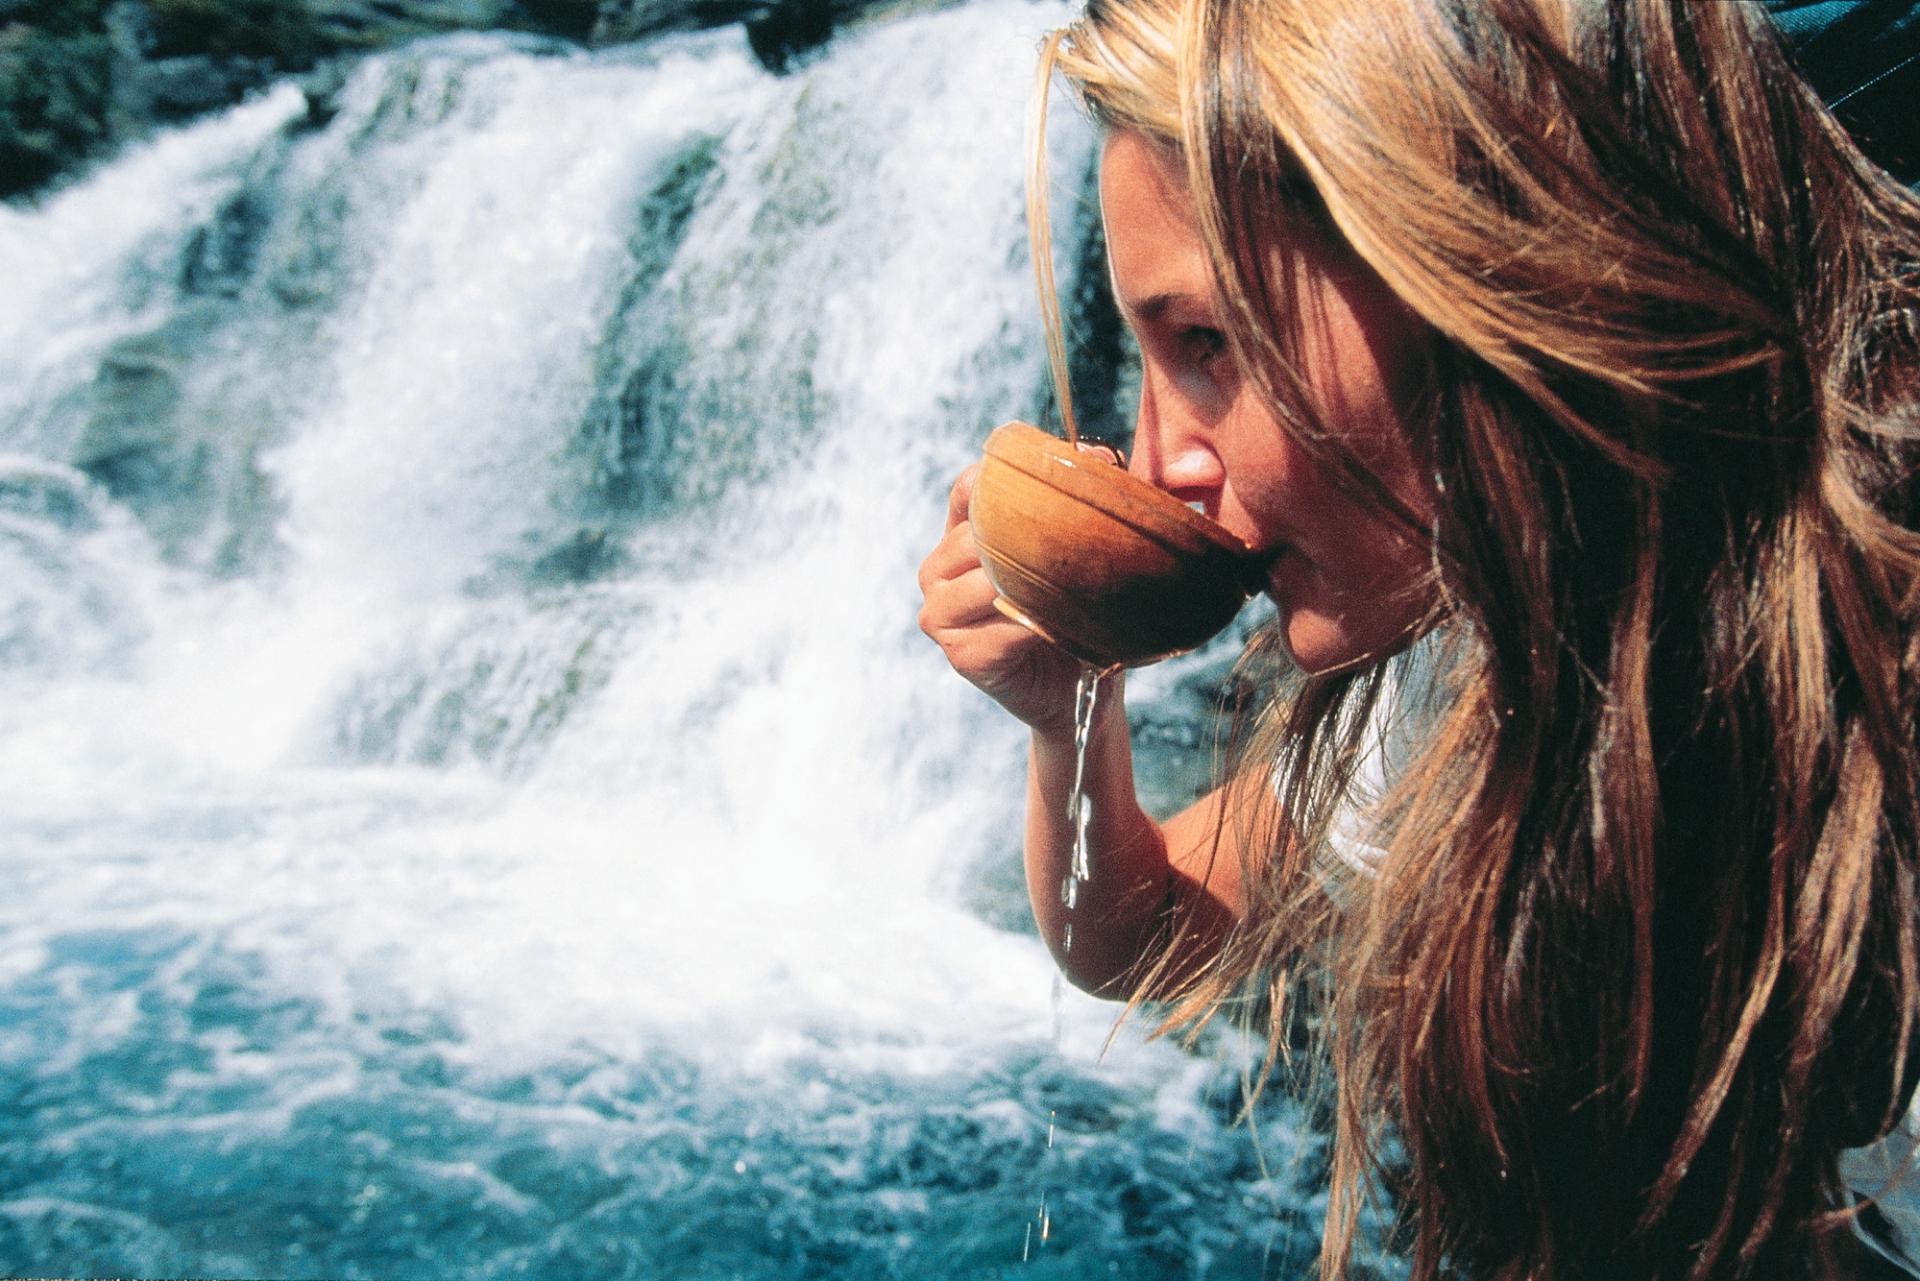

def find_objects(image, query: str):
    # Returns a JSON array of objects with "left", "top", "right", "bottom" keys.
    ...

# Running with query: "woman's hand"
[
  {"left": 919, "top": 456, "right": 1242, "bottom": 998},
  {"left": 917, "top": 463, "right": 1086, "bottom": 738}
]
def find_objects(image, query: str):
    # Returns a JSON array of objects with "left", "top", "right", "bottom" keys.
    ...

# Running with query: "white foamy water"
[
  {"left": 0, "top": 9, "right": 1330, "bottom": 1278},
  {"left": 0, "top": 88, "right": 309, "bottom": 461}
]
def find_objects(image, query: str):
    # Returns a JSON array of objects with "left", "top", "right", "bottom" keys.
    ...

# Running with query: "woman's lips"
[{"left": 1234, "top": 542, "right": 1289, "bottom": 596}]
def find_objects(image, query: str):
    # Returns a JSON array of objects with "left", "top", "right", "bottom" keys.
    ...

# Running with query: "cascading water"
[{"left": 0, "top": 7, "right": 1352, "bottom": 1278}]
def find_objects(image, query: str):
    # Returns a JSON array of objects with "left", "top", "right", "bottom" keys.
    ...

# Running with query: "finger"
[
  {"left": 944, "top": 463, "right": 982, "bottom": 532},
  {"left": 926, "top": 610, "right": 1051, "bottom": 663},
  {"left": 917, "top": 519, "right": 983, "bottom": 592},
  {"left": 920, "top": 570, "right": 1008, "bottom": 640},
  {"left": 959, "top": 613, "right": 1052, "bottom": 654}
]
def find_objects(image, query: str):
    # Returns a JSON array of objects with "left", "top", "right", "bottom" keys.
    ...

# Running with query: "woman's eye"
[{"left": 1182, "top": 326, "right": 1228, "bottom": 366}]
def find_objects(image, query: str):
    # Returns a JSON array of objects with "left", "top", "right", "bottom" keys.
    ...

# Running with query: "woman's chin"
[
  {"left": 1281, "top": 612, "right": 1355, "bottom": 676},
  {"left": 1282, "top": 611, "right": 1409, "bottom": 677}
]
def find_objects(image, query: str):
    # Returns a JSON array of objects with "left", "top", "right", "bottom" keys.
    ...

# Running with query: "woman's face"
[{"left": 1100, "top": 130, "right": 1437, "bottom": 674}]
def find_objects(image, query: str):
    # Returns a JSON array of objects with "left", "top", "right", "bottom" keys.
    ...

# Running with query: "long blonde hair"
[{"left": 1032, "top": 1, "right": 1920, "bottom": 1277}]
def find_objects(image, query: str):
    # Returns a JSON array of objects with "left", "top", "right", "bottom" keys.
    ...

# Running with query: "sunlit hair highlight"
[{"left": 1030, "top": 1, "right": 1920, "bottom": 1278}]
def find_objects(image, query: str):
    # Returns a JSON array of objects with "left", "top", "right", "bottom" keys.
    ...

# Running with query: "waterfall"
[{"left": 0, "top": 7, "right": 1336, "bottom": 1278}]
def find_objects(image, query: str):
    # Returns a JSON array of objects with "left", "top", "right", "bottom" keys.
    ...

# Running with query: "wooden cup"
[{"left": 969, "top": 421, "right": 1265, "bottom": 669}]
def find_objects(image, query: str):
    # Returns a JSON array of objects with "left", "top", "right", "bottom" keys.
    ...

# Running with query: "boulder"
[
  {"left": 591, "top": 0, "right": 901, "bottom": 66},
  {"left": 1, "top": 0, "right": 930, "bottom": 201},
  {"left": 69, "top": 305, "right": 260, "bottom": 566},
  {"left": 139, "top": 52, "right": 274, "bottom": 118},
  {"left": 589, "top": 0, "right": 757, "bottom": 43},
  {"left": 301, "top": 0, "right": 516, "bottom": 45},
  {"left": 506, "top": 0, "right": 597, "bottom": 41},
  {"left": 0, "top": 23, "right": 114, "bottom": 197}
]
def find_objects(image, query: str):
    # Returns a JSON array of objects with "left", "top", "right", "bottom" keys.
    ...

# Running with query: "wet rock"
[
  {"left": 744, "top": 0, "right": 836, "bottom": 73},
  {"left": 69, "top": 304, "right": 282, "bottom": 570},
  {"left": 141, "top": 52, "right": 274, "bottom": 118},
  {"left": 0, "top": 460, "right": 107, "bottom": 534},
  {"left": 0, "top": 0, "right": 930, "bottom": 201},
  {"left": 79, "top": 330, "right": 192, "bottom": 465},
  {"left": 527, "top": 527, "right": 625, "bottom": 586},
  {"left": 593, "top": 0, "right": 901, "bottom": 71},
  {"left": 181, "top": 184, "right": 270, "bottom": 298},
  {"left": 1, "top": 0, "right": 529, "bottom": 200},
  {"left": 142, "top": 0, "right": 336, "bottom": 64},
  {"left": 0, "top": 22, "right": 115, "bottom": 196},
  {"left": 505, "top": 0, "right": 598, "bottom": 41},
  {"left": 588, "top": 0, "right": 758, "bottom": 43},
  {"left": 301, "top": 0, "right": 515, "bottom": 44},
  {"left": 577, "top": 132, "right": 723, "bottom": 517},
  {"left": 73, "top": 325, "right": 203, "bottom": 546},
  {"left": 291, "top": 57, "right": 352, "bottom": 129}
]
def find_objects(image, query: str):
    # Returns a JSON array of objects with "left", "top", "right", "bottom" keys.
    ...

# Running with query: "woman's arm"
[
  {"left": 1023, "top": 691, "right": 1246, "bottom": 995},
  {"left": 919, "top": 464, "right": 1247, "bottom": 998}
]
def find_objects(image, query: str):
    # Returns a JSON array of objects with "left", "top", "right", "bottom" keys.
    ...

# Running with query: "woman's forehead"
[{"left": 1098, "top": 131, "right": 1214, "bottom": 313}]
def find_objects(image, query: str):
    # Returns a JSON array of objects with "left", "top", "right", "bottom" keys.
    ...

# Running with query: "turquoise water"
[
  {"left": 0, "top": 920, "right": 1318, "bottom": 1277},
  {"left": 0, "top": 8, "right": 1352, "bottom": 1277}
]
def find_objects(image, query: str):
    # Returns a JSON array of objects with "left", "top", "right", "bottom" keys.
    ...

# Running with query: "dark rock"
[
  {"left": 0, "top": 25, "right": 114, "bottom": 198},
  {"left": 302, "top": 0, "right": 519, "bottom": 44},
  {"left": 293, "top": 58, "right": 352, "bottom": 129},
  {"left": 5, "top": 0, "right": 113, "bottom": 39},
  {"left": 181, "top": 184, "right": 269, "bottom": 297},
  {"left": 1, "top": 0, "right": 536, "bottom": 201},
  {"left": 143, "top": 0, "right": 337, "bottom": 64},
  {"left": 141, "top": 52, "right": 273, "bottom": 118},
  {"left": 1060, "top": 150, "right": 1136, "bottom": 451},
  {"left": 69, "top": 304, "right": 282, "bottom": 568},
  {"left": 104, "top": 1, "right": 157, "bottom": 130},
  {"left": 577, "top": 132, "right": 722, "bottom": 517},
  {"left": 590, "top": 0, "right": 756, "bottom": 44},
  {"left": 744, "top": 0, "right": 834, "bottom": 73},
  {"left": 591, "top": 0, "right": 898, "bottom": 57},
  {"left": 504, "top": 0, "right": 598, "bottom": 41},
  {"left": 527, "top": 527, "right": 624, "bottom": 585},
  {"left": 74, "top": 327, "right": 196, "bottom": 502},
  {"left": 0, "top": 0, "right": 925, "bottom": 202}
]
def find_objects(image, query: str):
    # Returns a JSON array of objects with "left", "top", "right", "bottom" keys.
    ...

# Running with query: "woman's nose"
[{"left": 1128, "top": 375, "right": 1225, "bottom": 506}]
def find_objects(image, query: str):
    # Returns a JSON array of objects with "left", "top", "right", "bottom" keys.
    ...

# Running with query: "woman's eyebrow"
[{"left": 1121, "top": 291, "right": 1206, "bottom": 322}]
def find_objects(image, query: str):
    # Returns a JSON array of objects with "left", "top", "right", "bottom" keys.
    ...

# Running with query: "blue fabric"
[{"left": 1762, "top": 0, "right": 1920, "bottom": 184}]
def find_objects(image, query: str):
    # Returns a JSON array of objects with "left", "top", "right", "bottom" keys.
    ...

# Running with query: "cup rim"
[{"left": 981, "top": 421, "right": 1260, "bottom": 560}]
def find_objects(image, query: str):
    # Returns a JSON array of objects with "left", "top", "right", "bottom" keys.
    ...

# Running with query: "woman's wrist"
[{"left": 1025, "top": 670, "right": 1126, "bottom": 749}]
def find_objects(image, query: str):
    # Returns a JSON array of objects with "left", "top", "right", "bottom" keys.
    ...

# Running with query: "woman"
[{"left": 918, "top": 0, "right": 1920, "bottom": 1277}]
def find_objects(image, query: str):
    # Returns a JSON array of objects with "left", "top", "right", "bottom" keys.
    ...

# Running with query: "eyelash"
[{"left": 1182, "top": 327, "right": 1228, "bottom": 364}]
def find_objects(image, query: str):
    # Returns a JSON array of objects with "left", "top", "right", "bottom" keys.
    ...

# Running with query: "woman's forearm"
[
  {"left": 1024, "top": 677, "right": 1248, "bottom": 999},
  {"left": 1023, "top": 678, "right": 1181, "bottom": 996}
]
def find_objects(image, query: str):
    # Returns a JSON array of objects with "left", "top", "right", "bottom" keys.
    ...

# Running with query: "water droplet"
[
  {"left": 1026, "top": 667, "right": 1106, "bottom": 1262},
  {"left": 1071, "top": 791, "right": 1093, "bottom": 883}
]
